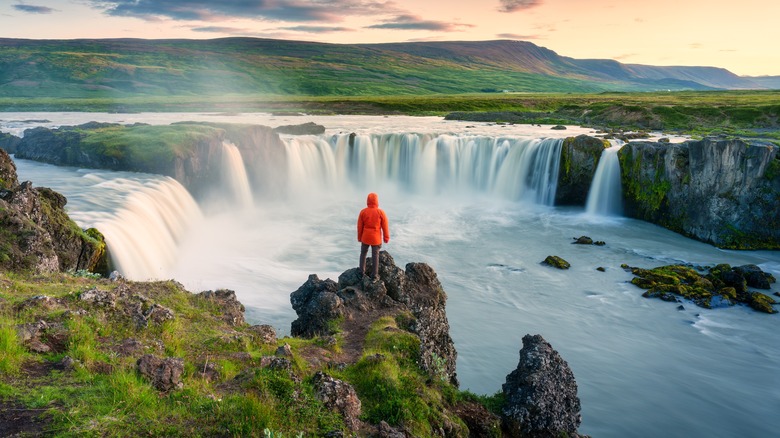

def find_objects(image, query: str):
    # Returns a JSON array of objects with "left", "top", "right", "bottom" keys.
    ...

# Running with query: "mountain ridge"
[{"left": 0, "top": 37, "right": 776, "bottom": 98}]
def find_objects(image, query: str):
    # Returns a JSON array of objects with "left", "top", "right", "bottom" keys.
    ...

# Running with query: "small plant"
[{"left": 69, "top": 269, "right": 102, "bottom": 279}]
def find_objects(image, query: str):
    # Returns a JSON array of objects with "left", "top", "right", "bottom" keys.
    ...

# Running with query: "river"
[{"left": 4, "top": 112, "right": 779, "bottom": 437}]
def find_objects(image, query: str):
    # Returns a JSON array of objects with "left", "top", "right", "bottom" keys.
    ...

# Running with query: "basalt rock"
[
  {"left": 542, "top": 255, "right": 570, "bottom": 270},
  {"left": 0, "top": 152, "right": 108, "bottom": 274},
  {"left": 13, "top": 122, "right": 289, "bottom": 200},
  {"left": 556, "top": 135, "right": 610, "bottom": 206},
  {"left": 291, "top": 251, "right": 459, "bottom": 386},
  {"left": 197, "top": 289, "right": 246, "bottom": 327},
  {"left": 136, "top": 354, "right": 184, "bottom": 392},
  {"left": 312, "top": 371, "right": 362, "bottom": 431},
  {"left": 502, "top": 334, "right": 582, "bottom": 438},
  {"left": 628, "top": 263, "right": 778, "bottom": 313},
  {"left": 618, "top": 137, "right": 780, "bottom": 249}
]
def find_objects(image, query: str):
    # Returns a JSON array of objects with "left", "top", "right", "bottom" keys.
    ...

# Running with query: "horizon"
[{"left": 1, "top": 0, "right": 779, "bottom": 77}]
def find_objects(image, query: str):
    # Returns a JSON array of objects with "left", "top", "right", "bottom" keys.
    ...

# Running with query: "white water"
[
  {"left": 6, "top": 113, "right": 780, "bottom": 438},
  {"left": 221, "top": 141, "right": 253, "bottom": 209},
  {"left": 585, "top": 143, "right": 624, "bottom": 217}
]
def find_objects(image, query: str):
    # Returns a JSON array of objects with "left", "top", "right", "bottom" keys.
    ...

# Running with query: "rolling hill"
[{"left": 0, "top": 37, "right": 774, "bottom": 99}]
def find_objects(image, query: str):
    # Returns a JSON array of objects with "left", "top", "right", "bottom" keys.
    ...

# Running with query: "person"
[{"left": 357, "top": 192, "right": 390, "bottom": 279}]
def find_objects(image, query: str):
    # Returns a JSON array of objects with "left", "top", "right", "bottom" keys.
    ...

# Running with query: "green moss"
[{"left": 748, "top": 292, "right": 778, "bottom": 314}]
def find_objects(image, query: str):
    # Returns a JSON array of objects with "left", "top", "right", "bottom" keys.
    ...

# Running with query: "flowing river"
[{"left": 4, "top": 112, "right": 779, "bottom": 437}]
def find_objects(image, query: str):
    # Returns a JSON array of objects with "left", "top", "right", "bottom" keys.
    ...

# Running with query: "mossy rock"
[
  {"left": 747, "top": 292, "right": 778, "bottom": 314},
  {"left": 541, "top": 255, "right": 570, "bottom": 270},
  {"left": 629, "top": 263, "right": 778, "bottom": 314}
]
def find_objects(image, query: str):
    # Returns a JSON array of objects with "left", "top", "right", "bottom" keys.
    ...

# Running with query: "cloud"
[
  {"left": 496, "top": 33, "right": 539, "bottom": 40},
  {"left": 282, "top": 25, "right": 353, "bottom": 33},
  {"left": 613, "top": 53, "right": 638, "bottom": 61},
  {"left": 13, "top": 3, "right": 56, "bottom": 14},
  {"left": 498, "top": 0, "right": 542, "bottom": 13},
  {"left": 365, "top": 14, "right": 472, "bottom": 31},
  {"left": 91, "top": 0, "right": 402, "bottom": 23},
  {"left": 191, "top": 26, "right": 249, "bottom": 34}
]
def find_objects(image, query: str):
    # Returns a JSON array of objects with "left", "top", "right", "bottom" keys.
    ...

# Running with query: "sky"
[{"left": 1, "top": 0, "right": 779, "bottom": 76}]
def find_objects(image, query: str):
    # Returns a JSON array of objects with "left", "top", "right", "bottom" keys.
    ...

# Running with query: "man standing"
[{"left": 357, "top": 192, "right": 390, "bottom": 279}]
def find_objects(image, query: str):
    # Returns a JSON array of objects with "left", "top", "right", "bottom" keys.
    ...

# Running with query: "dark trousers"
[{"left": 359, "top": 243, "right": 381, "bottom": 278}]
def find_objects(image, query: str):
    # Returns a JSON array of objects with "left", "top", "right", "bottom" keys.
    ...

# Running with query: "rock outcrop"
[
  {"left": 11, "top": 122, "right": 290, "bottom": 199},
  {"left": 0, "top": 150, "right": 107, "bottom": 274},
  {"left": 290, "top": 251, "right": 459, "bottom": 386},
  {"left": 618, "top": 137, "right": 780, "bottom": 249},
  {"left": 555, "top": 135, "right": 609, "bottom": 206},
  {"left": 502, "top": 334, "right": 583, "bottom": 438},
  {"left": 628, "top": 263, "right": 777, "bottom": 313}
]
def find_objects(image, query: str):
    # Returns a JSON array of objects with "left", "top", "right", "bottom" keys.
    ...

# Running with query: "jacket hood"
[{"left": 366, "top": 192, "right": 379, "bottom": 208}]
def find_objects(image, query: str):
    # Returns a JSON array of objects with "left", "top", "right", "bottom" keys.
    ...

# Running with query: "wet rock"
[
  {"left": 136, "top": 354, "right": 184, "bottom": 391},
  {"left": 502, "top": 334, "right": 582, "bottom": 437},
  {"left": 572, "top": 236, "right": 593, "bottom": 245},
  {"left": 247, "top": 324, "right": 277, "bottom": 345},
  {"left": 630, "top": 263, "right": 778, "bottom": 314},
  {"left": 198, "top": 289, "right": 245, "bottom": 326},
  {"left": 550, "top": 125, "right": 567, "bottom": 130},
  {"left": 312, "top": 371, "right": 362, "bottom": 430},
  {"left": 734, "top": 264, "right": 776, "bottom": 290},
  {"left": 596, "top": 267, "right": 606, "bottom": 272},
  {"left": 542, "top": 255, "right": 570, "bottom": 270}
]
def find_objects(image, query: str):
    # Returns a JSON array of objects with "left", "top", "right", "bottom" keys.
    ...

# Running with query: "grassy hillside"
[
  {"left": 0, "top": 271, "right": 500, "bottom": 436},
  {"left": 0, "top": 37, "right": 766, "bottom": 104}
]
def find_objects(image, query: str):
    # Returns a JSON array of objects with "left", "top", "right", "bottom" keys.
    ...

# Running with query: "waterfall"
[
  {"left": 96, "top": 178, "right": 203, "bottom": 280},
  {"left": 221, "top": 141, "right": 253, "bottom": 208},
  {"left": 280, "top": 133, "right": 563, "bottom": 205},
  {"left": 585, "top": 143, "right": 624, "bottom": 216}
]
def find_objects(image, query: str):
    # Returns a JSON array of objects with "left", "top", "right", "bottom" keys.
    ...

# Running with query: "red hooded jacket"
[{"left": 357, "top": 192, "right": 390, "bottom": 246}]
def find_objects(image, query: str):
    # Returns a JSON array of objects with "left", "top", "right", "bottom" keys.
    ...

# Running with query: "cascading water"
[
  {"left": 585, "top": 143, "right": 624, "bottom": 216},
  {"left": 221, "top": 141, "right": 253, "bottom": 208},
  {"left": 9, "top": 113, "right": 780, "bottom": 438},
  {"left": 284, "top": 133, "right": 563, "bottom": 204},
  {"left": 95, "top": 178, "right": 202, "bottom": 280}
]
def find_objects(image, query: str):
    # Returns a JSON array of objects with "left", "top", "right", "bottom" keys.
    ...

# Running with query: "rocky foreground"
[{"left": 1, "top": 254, "right": 585, "bottom": 437}]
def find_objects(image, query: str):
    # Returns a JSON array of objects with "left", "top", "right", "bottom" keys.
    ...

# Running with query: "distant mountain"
[
  {"left": 746, "top": 76, "right": 780, "bottom": 90},
  {"left": 0, "top": 37, "right": 770, "bottom": 98}
]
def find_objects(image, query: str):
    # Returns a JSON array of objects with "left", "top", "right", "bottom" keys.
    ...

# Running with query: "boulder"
[
  {"left": 542, "top": 255, "right": 570, "bottom": 270},
  {"left": 312, "top": 371, "right": 362, "bottom": 431},
  {"left": 247, "top": 324, "right": 277, "bottom": 345},
  {"left": 136, "top": 354, "right": 184, "bottom": 391},
  {"left": 291, "top": 251, "right": 458, "bottom": 386},
  {"left": 198, "top": 289, "right": 245, "bottom": 326},
  {"left": 502, "top": 334, "right": 582, "bottom": 437}
]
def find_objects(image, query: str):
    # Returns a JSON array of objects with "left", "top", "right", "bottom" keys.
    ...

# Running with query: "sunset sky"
[{"left": 2, "top": 0, "right": 778, "bottom": 76}]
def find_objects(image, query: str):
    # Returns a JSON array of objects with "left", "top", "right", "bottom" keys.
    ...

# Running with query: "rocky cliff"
[
  {"left": 0, "top": 149, "right": 107, "bottom": 274},
  {"left": 618, "top": 137, "right": 780, "bottom": 249},
  {"left": 10, "top": 122, "right": 291, "bottom": 199},
  {"left": 555, "top": 134, "right": 609, "bottom": 205}
]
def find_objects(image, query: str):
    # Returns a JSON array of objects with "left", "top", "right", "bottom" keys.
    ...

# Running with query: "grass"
[{"left": 0, "top": 271, "right": 495, "bottom": 436}]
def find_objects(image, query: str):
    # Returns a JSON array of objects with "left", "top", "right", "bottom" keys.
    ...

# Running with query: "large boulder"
[
  {"left": 502, "top": 334, "right": 582, "bottom": 438},
  {"left": 618, "top": 137, "right": 780, "bottom": 249},
  {"left": 290, "top": 251, "right": 459, "bottom": 386},
  {"left": 312, "top": 371, "right": 362, "bottom": 431}
]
